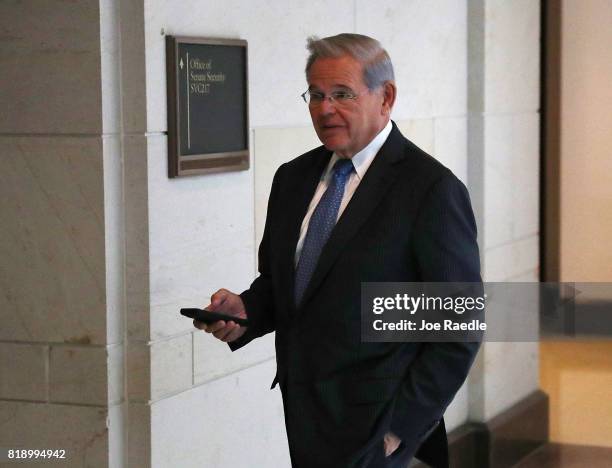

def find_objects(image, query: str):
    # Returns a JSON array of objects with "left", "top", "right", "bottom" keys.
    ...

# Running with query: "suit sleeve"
[
  {"left": 389, "top": 173, "right": 482, "bottom": 445},
  {"left": 228, "top": 166, "right": 284, "bottom": 351}
]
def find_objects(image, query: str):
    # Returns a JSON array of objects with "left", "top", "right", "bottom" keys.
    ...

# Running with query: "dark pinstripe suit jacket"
[{"left": 230, "top": 122, "right": 481, "bottom": 467}]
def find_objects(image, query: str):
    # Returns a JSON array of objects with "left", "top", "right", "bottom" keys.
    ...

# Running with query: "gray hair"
[{"left": 305, "top": 33, "right": 395, "bottom": 90}]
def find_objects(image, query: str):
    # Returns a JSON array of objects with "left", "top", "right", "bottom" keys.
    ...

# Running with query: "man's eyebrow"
[{"left": 308, "top": 84, "right": 354, "bottom": 92}]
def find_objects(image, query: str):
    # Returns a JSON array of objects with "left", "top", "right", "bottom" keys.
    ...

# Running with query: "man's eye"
[
  {"left": 332, "top": 92, "right": 353, "bottom": 100},
  {"left": 310, "top": 93, "right": 325, "bottom": 101}
]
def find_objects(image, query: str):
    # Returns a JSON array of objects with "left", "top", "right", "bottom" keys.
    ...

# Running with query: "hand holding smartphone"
[
  {"left": 180, "top": 308, "right": 249, "bottom": 327},
  {"left": 184, "top": 289, "right": 248, "bottom": 343}
]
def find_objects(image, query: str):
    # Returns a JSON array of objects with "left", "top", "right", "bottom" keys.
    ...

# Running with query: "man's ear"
[{"left": 381, "top": 81, "right": 397, "bottom": 116}]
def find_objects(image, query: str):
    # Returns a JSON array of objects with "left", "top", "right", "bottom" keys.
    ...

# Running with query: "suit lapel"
[{"left": 297, "top": 124, "right": 408, "bottom": 310}]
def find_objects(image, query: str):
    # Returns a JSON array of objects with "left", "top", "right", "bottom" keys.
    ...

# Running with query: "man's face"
[{"left": 307, "top": 55, "right": 389, "bottom": 158}]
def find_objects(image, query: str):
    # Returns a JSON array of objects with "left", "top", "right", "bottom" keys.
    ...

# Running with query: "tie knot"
[{"left": 333, "top": 158, "right": 354, "bottom": 179}]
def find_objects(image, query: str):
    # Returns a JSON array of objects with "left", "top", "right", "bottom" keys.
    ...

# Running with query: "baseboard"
[{"left": 414, "top": 390, "right": 549, "bottom": 468}]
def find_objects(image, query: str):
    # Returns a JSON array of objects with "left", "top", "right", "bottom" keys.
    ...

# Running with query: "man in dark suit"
[{"left": 195, "top": 33, "right": 481, "bottom": 467}]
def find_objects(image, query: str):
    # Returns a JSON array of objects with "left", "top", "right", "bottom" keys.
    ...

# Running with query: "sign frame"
[{"left": 166, "top": 36, "right": 249, "bottom": 178}]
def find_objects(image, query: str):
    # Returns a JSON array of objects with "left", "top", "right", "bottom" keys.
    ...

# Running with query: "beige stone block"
[
  {"left": 0, "top": 0, "right": 102, "bottom": 134},
  {"left": 128, "top": 402, "right": 151, "bottom": 467},
  {"left": 123, "top": 136, "right": 150, "bottom": 342},
  {"left": 127, "top": 341, "right": 151, "bottom": 403},
  {"left": 0, "top": 343, "right": 47, "bottom": 401},
  {"left": 150, "top": 334, "right": 192, "bottom": 400},
  {"left": 0, "top": 401, "right": 109, "bottom": 467},
  {"left": 119, "top": 0, "right": 147, "bottom": 134},
  {"left": 0, "top": 137, "right": 107, "bottom": 345},
  {"left": 48, "top": 346, "right": 107, "bottom": 405}
]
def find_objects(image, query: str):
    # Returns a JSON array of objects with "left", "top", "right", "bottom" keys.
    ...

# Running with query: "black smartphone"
[{"left": 180, "top": 308, "right": 249, "bottom": 327}]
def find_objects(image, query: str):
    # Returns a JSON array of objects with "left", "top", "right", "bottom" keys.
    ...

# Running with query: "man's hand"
[
  {"left": 193, "top": 289, "right": 248, "bottom": 343},
  {"left": 383, "top": 431, "right": 401, "bottom": 457}
]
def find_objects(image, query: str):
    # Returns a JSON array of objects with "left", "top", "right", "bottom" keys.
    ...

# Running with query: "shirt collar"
[{"left": 326, "top": 119, "right": 392, "bottom": 181}]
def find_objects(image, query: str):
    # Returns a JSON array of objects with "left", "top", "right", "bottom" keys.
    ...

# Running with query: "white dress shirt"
[{"left": 294, "top": 120, "right": 393, "bottom": 267}]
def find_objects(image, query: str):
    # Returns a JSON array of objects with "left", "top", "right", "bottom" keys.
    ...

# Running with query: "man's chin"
[{"left": 319, "top": 137, "right": 346, "bottom": 153}]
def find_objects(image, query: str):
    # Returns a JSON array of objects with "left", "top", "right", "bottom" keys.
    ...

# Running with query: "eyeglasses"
[{"left": 301, "top": 89, "right": 359, "bottom": 107}]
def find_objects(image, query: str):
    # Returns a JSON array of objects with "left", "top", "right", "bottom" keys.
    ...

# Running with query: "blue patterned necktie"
[{"left": 294, "top": 158, "right": 354, "bottom": 306}]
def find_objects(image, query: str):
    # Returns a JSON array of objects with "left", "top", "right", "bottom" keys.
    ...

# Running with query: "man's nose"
[{"left": 318, "top": 97, "right": 337, "bottom": 115}]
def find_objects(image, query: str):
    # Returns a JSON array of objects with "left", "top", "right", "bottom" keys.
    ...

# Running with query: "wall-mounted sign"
[{"left": 166, "top": 36, "right": 249, "bottom": 177}]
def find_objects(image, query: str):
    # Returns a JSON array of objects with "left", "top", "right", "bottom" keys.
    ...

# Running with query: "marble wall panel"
[
  {"left": 0, "top": 0, "right": 102, "bottom": 134},
  {"left": 484, "top": 0, "right": 540, "bottom": 113},
  {"left": 0, "top": 401, "right": 109, "bottom": 467},
  {"left": 484, "top": 235, "right": 539, "bottom": 282},
  {"left": 0, "top": 137, "right": 107, "bottom": 345},
  {"left": 433, "top": 117, "right": 468, "bottom": 185},
  {"left": 466, "top": 115, "right": 486, "bottom": 241},
  {"left": 508, "top": 268, "right": 539, "bottom": 282},
  {"left": 144, "top": 0, "right": 354, "bottom": 131},
  {"left": 150, "top": 334, "right": 192, "bottom": 400},
  {"left": 253, "top": 126, "right": 321, "bottom": 250},
  {"left": 103, "top": 136, "right": 124, "bottom": 345},
  {"left": 471, "top": 342, "right": 539, "bottom": 421},
  {"left": 511, "top": 113, "right": 540, "bottom": 239},
  {"left": 151, "top": 359, "right": 288, "bottom": 467},
  {"left": 145, "top": 135, "right": 256, "bottom": 340},
  {"left": 107, "top": 344, "right": 125, "bottom": 405},
  {"left": 108, "top": 403, "right": 126, "bottom": 468},
  {"left": 193, "top": 331, "right": 275, "bottom": 385},
  {"left": 0, "top": 343, "right": 48, "bottom": 401},
  {"left": 49, "top": 345, "right": 108, "bottom": 405},
  {"left": 483, "top": 115, "right": 515, "bottom": 249},
  {"left": 444, "top": 379, "right": 469, "bottom": 432},
  {"left": 356, "top": 0, "right": 467, "bottom": 119},
  {"left": 466, "top": 0, "right": 541, "bottom": 426},
  {"left": 396, "top": 119, "right": 434, "bottom": 154}
]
